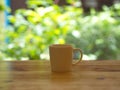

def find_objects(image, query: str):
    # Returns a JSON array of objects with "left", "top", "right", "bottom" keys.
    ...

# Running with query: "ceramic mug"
[{"left": 49, "top": 44, "right": 83, "bottom": 72}]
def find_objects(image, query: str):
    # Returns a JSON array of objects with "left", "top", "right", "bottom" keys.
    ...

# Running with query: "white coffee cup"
[{"left": 49, "top": 44, "right": 83, "bottom": 72}]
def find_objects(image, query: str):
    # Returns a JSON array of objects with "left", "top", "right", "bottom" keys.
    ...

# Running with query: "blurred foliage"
[
  {"left": 65, "top": 4, "right": 120, "bottom": 60},
  {"left": 27, "top": 0, "right": 54, "bottom": 8},
  {"left": 0, "top": 4, "right": 4, "bottom": 11},
  {"left": 1, "top": 0, "right": 82, "bottom": 60},
  {"left": 27, "top": 0, "right": 80, "bottom": 8},
  {"left": 0, "top": 0, "right": 120, "bottom": 60},
  {"left": 0, "top": 0, "right": 4, "bottom": 11}
]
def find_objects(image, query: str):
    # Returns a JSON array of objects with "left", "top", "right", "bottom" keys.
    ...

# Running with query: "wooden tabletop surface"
[{"left": 0, "top": 60, "right": 120, "bottom": 90}]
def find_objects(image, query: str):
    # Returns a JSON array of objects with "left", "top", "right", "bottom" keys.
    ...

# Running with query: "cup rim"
[{"left": 50, "top": 44, "right": 72, "bottom": 48}]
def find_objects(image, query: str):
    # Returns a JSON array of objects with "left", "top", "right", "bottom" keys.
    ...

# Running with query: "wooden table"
[{"left": 0, "top": 60, "right": 120, "bottom": 90}]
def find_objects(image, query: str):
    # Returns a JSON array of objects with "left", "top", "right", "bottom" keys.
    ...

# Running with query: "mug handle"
[{"left": 72, "top": 48, "right": 83, "bottom": 65}]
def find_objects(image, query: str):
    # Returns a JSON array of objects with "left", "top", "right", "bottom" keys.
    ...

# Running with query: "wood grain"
[{"left": 0, "top": 60, "right": 120, "bottom": 90}]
